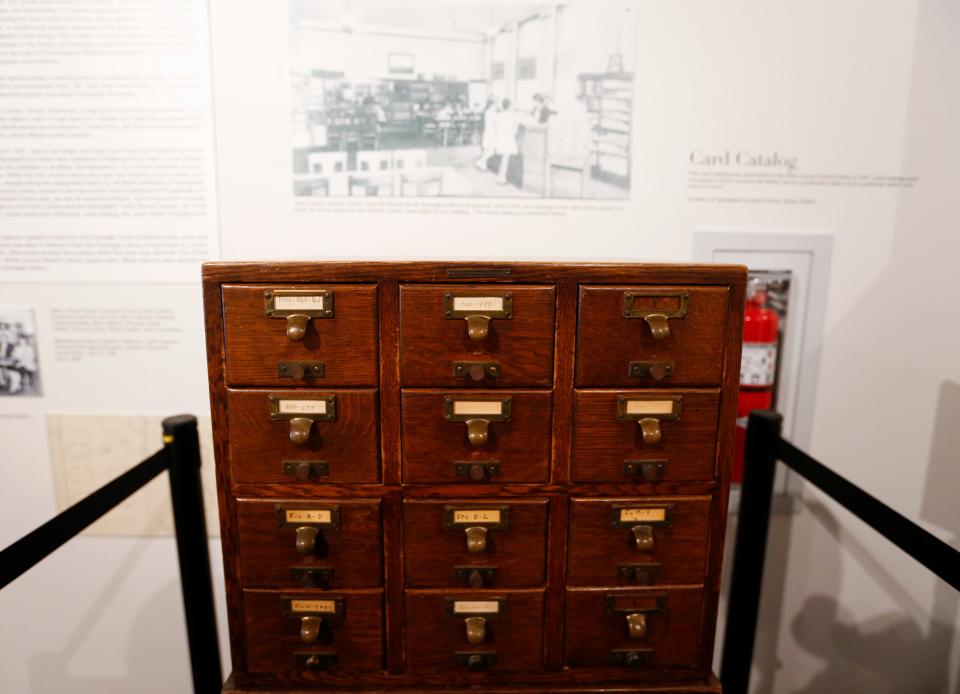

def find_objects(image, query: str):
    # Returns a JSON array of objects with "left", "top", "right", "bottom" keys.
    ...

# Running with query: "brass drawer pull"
[
  {"left": 465, "top": 526, "right": 488, "bottom": 554},
  {"left": 300, "top": 615, "right": 322, "bottom": 643},
  {"left": 263, "top": 289, "right": 335, "bottom": 342},
  {"left": 465, "top": 616, "right": 487, "bottom": 645},
  {"left": 626, "top": 612, "right": 648, "bottom": 640},
  {"left": 444, "top": 397, "right": 511, "bottom": 448},
  {"left": 631, "top": 525, "right": 655, "bottom": 552},
  {"left": 269, "top": 395, "right": 337, "bottom": 446},
  {"left": 295, "top": 526, "right": 319, "bottom": 555},
  {"left": 622, "top": 290, "right": 689, "bottom": 341},
  {"left": 443, "top": 293, "right": 514, "bottom": 342},
  {"left": 617, "top": 396, "right": 681, "bottom": 445}
]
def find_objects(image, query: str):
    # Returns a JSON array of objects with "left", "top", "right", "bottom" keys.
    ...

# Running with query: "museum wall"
[{"left": 0, "top": 1, "right": 957, "bottom": 692}]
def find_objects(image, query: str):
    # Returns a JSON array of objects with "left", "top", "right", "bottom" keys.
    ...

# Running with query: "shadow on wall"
[
  {"left": 28, "top": 578, "right": 190, "bottom": 694},
  {"left": 786, "top": 380, "right": 959, "bottom": 694}
]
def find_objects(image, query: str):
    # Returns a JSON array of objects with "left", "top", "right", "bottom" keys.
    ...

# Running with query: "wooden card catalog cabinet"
[{"left": 204, "top": 262, "right": 745, "bottom": 694}]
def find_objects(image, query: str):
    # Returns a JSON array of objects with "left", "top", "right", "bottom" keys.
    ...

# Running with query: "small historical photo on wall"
[
  {"left": 0, "top": 309, "right": 42, "bottom": 397},
  {"left": 290, "top": 1, "right": 637, "bottom": 200}
]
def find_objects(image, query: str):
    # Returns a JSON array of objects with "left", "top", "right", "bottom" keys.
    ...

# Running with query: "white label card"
[
  {"left": 278, "top": 399, "right": 328, "bottom": 415},
  {"left": 625, "top": 400, "right": 675, "bottom": 416},
  {"left": 274, "top": 295, "right": 324, "bottom": 310},
  {"left": 453, "top": 296, "right": 504, "bottom": 312},
  {"left": 285, "top": 509, "right": 332, "bottom": 524},
  {"left": 452, "top": 509, "right": 501, "bottom": 524},
  {"left": 290, "top": 599, "right": 337, "bottom": 614},
  {"left": 453, "top": 600, "right": 500, "bottom": 615},
  {"left": 453, "top": 400, "right": 503, "bottom": 416},
  {"left": 620, "top": 508, "right": 667, "bottom": 523}
]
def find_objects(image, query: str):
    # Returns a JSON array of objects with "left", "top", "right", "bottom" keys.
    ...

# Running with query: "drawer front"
[
  {"left": 571, "top": 389, "right": 719, "bottom": 483},
  {"left": 227, "top": 389, "right": 380, "bottom": 484},
  {"left": 564, "top": 587, "right": 704, "bottom": 671},
  {"left": 576, "top": 286, "right": 728, "bottom": 387},
  {"left": 399, "top": 284, "right": 555, "bottom": 387},
  {"left": 567, "top": 497, "right": 710, "bottom": 587},
  {"left": 405, "top": 590, "right": 545, "bottom": 674},
  {"left": 243, "top": 589, "right": 383, "bottom": 673},
  {"left": 403, "top": 499, "right": 548, "bottom": 588},
  {"left": 401, "top": 390, "right": 552, "bottom": 484},
  {"left": 237, "top": 499, "right": 382, "bottom": 589},
  {"left": 223, "top": 284, "right": 378, "bottom": 387}
]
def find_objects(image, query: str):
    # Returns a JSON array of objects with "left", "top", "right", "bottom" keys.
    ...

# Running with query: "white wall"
[{"left": 1, "top": 1, "right": 958, "bottom": 692}]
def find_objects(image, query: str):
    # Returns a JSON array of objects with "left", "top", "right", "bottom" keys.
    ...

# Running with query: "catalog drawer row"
[{"left": 237, "top": 496, "right": 712, "bottom": 673}]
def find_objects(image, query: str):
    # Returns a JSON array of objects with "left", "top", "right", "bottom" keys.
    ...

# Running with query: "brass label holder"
[
  {"left": 263, "top": 289, "right": 335, "bottom": 342},
  {"left": 443, "top": 292, "right": 513, "bottom": 342},
  {"left": 610, "top": 504, "right": 674, "bottom": 528},
  {"left": 444, "top": 505, "right": 509, "bottom": 529},
  {"left": 269, "top": 394, "right": 337, "bottom": 445},
  {"left": 622, "top": 290, "right": 689, "bottom": 340},
  {"left": 276, "top": 504, "right": 341, "bottom": 529},
  {"left": 446, "top": 597, "right": 506, "bottom": 618},
  {"left": 282, "top": 595, "right": 344, "bottom": 619},
  {"left": 444, "top": 396, "right": 512, "bottom": 447},
  {"left": 605, "top": 592, "right": 666, "bottom": 616},
  {"left": 616, "top": 395, "right": 682, "bottom": 445}
]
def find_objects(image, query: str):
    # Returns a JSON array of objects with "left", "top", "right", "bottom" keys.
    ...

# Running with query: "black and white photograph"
[
  {"left": 0, "top": 309, "right": 42, "bottom": 397},
  {"left": 290, "top": 1, "right": 637, "bottom": 199}
]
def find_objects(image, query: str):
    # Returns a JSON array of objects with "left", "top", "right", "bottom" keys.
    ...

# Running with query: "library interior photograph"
[{"left": 290, "top": 1, "right": 636, "bottom": 199}]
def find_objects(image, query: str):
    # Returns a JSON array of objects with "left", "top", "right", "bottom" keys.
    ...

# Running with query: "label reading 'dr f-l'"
[
  {"left": 274, "top": 295, "right": 324, "bottom": 310},
  {"left": 452, "top": 509, "right": 501, "bottom": 524},
  {"left": 278, "top": 399, "right": 327, "bottom": 415},
  {"left": 619, "top": 508, "right": 667, "bottom": 523},
  {"left": 453, "top": 296, "right": 504, "bottom": 312},
  {"left": 285, "top": 509, "right": 332, "bottom": 524}
]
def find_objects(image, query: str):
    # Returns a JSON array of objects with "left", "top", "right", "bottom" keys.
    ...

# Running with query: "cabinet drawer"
[
  {"left": 243, "top": 589, "right": 383, "bottom": 673},
  {"left": 223, "top": 284, "right": 378, "bottom": 387},
  {"left": 237, "top": 499, "right": 382, "bottom": 589},
  {"left": 403, "top": 499, "right": 548, "bottom": 588},
  {"left": 227, "top": 389, "right": 380, "bottom": 484},
  {"left": 400, "top": 284, "right": 555, "bottom": 387},
  {"left": 571, "top": 389, "right": 719, "bottom": 483},
  {"left": 401, "top": 390, "right": 552, "bottom": 484},
  {"left": 405, "top": 589, "right": 545, "bottom": 674},
  {"left": 567, "top": 497, "right": 710, "bottom": 587},
  {"left": 576, "top": 286, "right": 728, "bottom": 387},
  {"left": 564, "top": 587, "right": 704, "bottom": 671}
]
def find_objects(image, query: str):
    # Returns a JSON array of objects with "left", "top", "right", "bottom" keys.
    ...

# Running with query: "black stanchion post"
[
  {"left": 163, "top": 415, "right": 223, "bottom": 694},
  {"left": 720, "top": 410, "right": 783, "bottom": 694}
]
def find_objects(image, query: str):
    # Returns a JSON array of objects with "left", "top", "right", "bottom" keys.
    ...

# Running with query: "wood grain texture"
[
  {"left": 575, "top": 286, "right": 729, "bottom": 387},
  {"left": 571, "top": 389, "right": 721, "bottom": 483},
  {"left": 403, "top": 498, "right": 548, "bottom": 588},
  {"left": 399, "top": 284, "right": 555, "bottom": 387},
  {"left": 236, "top": 498, "right": 382, "bottom": 588},
  {"left": 564, "top": 587, "right": 706, "bottom": 672},
  {"left": 404, "top": 589, "right": 545, "bottom": 675},
  {"left": 243, "top": 588, "right": 384, "bottom": 673},
  {"left": 204, "top": 261, "right": 746, "bottom": 692},
  {"left": 227, "top": 389, "right": 380, "bottom": 485},
  {"left": 566, "top": 496, "right": 711, "bottom": 587},
  {"left": 400, "top": 389, "right": 553, "bottom": 484},
  {"left": 203, "top": 279, "right": 247, "bottom": 670},
  {"left": 223, "top": 284, "right": 378, "bottom": 387}
]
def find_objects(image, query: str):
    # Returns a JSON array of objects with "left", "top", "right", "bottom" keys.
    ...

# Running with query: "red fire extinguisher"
[{"left": 733, "top": 278, "right": 779, "bottom": 483}]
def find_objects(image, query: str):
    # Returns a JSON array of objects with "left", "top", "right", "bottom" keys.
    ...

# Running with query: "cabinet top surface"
[{"left": 202, "top": 261, "right": 747, "bottom": 284}]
